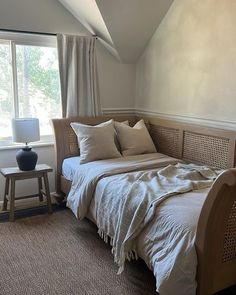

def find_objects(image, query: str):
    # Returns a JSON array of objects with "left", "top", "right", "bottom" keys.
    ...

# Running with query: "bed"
[{"left": 52, "top": 115, "right": 236, "bottom": 295}]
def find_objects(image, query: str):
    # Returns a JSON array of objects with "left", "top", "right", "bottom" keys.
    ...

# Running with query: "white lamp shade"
[{"left": 12, "top": 118, "right": 40, "bottom": 144}]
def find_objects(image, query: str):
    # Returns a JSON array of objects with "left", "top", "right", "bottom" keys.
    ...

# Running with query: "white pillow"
[
  {"left": 115, "top": 119, "right": 157, "bottom": 156},
  {"left": 71, "top": 120, "right": 121, "bottom": 164}
]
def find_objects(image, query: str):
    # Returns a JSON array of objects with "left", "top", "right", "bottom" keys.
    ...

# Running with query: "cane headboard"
[{"left": 141, "top": 116, "right": 236, "bottom": 169}]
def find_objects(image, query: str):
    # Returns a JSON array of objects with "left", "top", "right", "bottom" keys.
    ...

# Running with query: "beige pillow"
[
  {"left": 75, "top": 120, "right": 129, "bottom": 149},
  {"left": 71, "top": 120, "right": 121, "bottom": 164},
  {"left": 114, "top": 120, "right": 129, "bottom": 150},
  {"left": 115, "top": 119, "right": 157, "bottom": 156}
]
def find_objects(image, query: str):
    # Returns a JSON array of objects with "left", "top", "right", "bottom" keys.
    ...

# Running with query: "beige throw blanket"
[{"left": 95, "top": 163, "right": 220, "bottom": 273}]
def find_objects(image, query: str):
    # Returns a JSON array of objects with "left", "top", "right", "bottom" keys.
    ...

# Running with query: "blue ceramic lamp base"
[{"left": 16, "top": 146, "right": 38, "bottom": 171}]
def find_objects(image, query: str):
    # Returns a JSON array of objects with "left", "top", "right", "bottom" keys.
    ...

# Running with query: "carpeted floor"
[
  {"left": 0, "top": 209, "right": 156, "bottom": 295},
  {"left": 0, "top": 209, "right": 235, "bottom": 295}
]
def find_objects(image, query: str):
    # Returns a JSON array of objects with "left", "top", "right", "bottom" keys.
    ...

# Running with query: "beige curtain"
[{"left": 57, "top": 34, "right": 101, "bottom": 117}]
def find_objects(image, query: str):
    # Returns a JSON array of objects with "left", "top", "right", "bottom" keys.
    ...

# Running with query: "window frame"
[{"left": 0, "top": 32, "right": 61, "bottom": 147}]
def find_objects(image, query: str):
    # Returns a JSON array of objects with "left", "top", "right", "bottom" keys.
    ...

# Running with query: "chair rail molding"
[
  {"left": 102, "top": 107, "right": 236, "bottom": 131},
  {"left": 102, "top": 108, "right": 135, "bottom": 115}
]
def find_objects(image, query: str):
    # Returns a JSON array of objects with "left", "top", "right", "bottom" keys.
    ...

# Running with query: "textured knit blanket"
[{"left": 95, "top": 163, "right": 220, "bottom": 273}]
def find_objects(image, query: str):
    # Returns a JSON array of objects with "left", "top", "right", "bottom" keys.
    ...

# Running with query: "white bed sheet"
[{"left": 62, "top": 156, "right": 81, "bottom": 181}]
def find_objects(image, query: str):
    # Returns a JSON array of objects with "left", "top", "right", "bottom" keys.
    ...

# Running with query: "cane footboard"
[{"left": 196, "top": 169, "right": 236, "bottom": 294}]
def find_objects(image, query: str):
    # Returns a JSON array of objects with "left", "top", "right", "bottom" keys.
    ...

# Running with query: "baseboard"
[
  {"left": 0, "top": 202, "right": 66, "bottom": 222},
  {"left": 0, "top": 195, "right": 66, "bottom": 222}
]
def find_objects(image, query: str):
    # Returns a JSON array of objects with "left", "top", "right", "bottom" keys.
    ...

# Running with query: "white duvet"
[{"left": 66, "top": 153, "right": 220, "bottom": 295}]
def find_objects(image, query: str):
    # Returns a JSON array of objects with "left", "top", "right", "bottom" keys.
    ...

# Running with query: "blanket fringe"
[
  {"left": 116, "top": 249, "right": 138, "bottom": 275},
  {"left": 126, "top": 249, "right": 138, "bottom": 261},
  {"left": 98, "top": 228, "right": 138, "bottom": 275},
  {"left": 98, "top": 228, "right": 109, "bottom": 244},
  {"left": 98, "top": 228, "right": 114, "bottom": 246}
]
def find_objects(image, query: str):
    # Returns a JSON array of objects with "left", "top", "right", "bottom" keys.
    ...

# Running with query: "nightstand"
[{"left": 0, "top": 164, "right": 53, "bottom": 221}]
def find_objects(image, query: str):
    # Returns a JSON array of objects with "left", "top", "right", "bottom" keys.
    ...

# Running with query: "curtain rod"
[
  {"left": 0, "top": 28, "right": 97, "bottom": 38},
  {"left": 0, "top": 28, "right": 56, "bottom": 36}
]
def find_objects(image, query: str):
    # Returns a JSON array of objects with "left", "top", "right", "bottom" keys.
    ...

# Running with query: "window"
[{"left": 0, "top": 32, "right": 61, "bottom": 145}]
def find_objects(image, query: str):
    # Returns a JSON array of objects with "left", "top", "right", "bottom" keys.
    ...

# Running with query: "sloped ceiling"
[{"left": 58, "top": 0, "right": 174, "bottom": 63}]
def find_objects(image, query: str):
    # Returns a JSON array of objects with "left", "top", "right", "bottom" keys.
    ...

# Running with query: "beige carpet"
[{"left": 0, "top": 210, "right": 156, "bottom": 295}]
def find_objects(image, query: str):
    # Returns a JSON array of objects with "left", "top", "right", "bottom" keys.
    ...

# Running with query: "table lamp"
[{"left": 12, "top": 118, "right": 40, "bottom": 171}]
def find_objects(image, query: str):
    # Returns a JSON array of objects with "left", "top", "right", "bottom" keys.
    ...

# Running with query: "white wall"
[
  {"left": 136, "top": 0, "right": 236, "bottom": 126},
  {"left": 0, "top": 0, "right": 135, "bottom": 200},
  {"left": 97, "top": 42, "right": 135, "bottom": 110}
]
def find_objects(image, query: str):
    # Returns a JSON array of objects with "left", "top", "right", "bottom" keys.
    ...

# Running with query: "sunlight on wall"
[{"left": 136, "top": 0, "right": 236, "bottom": 123}]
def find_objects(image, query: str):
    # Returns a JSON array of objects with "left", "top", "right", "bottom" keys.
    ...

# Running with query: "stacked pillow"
[
  {"left": 71, "top": 120, "right": 121, "bottom": 164},
  {"left": 71, "top": 119, "right": 157, "bottom": 164}
]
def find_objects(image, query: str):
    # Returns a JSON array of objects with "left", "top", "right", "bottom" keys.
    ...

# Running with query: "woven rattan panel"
[
  {"left": 183, "top": 132, "right": 229, "bottom": 169},
  {"left": 222, "top": 200, "right": 236, "bottom": 263},
  {"left": 150, "top": 125, "right": 180, "bottom": 158},
  {"left": 66, "top": 126, "right": 79, "bottom": 156}
]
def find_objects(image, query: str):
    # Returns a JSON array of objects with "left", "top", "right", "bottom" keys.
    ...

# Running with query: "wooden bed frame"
[{"left": 51, "top": 115, "right": 236, "bottom": 295}]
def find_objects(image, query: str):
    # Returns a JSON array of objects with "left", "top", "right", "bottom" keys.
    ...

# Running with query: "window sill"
[{"left": 0, "top": 141, "right": 54, "bottom": 151}]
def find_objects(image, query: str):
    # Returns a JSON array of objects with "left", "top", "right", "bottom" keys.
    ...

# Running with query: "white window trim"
[
  {"left": 0, "top": 32, "right": 61, "bottom": 148},
  {"left": 0, "top": 141, "right": 54, "bottom": 151},
  {"left": 10, "top": 41, "right": 19, "bottom": 117},
  {"left": 0, "top": 134, "right": 54, "bottom": 148},
  {"left": 0, "top": 32, "right": 57, "bottom": 47}
]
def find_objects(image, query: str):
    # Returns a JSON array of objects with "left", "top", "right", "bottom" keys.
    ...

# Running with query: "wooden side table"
[{"left": 0, "top": 164, "right": 53, "bottom": 221}]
